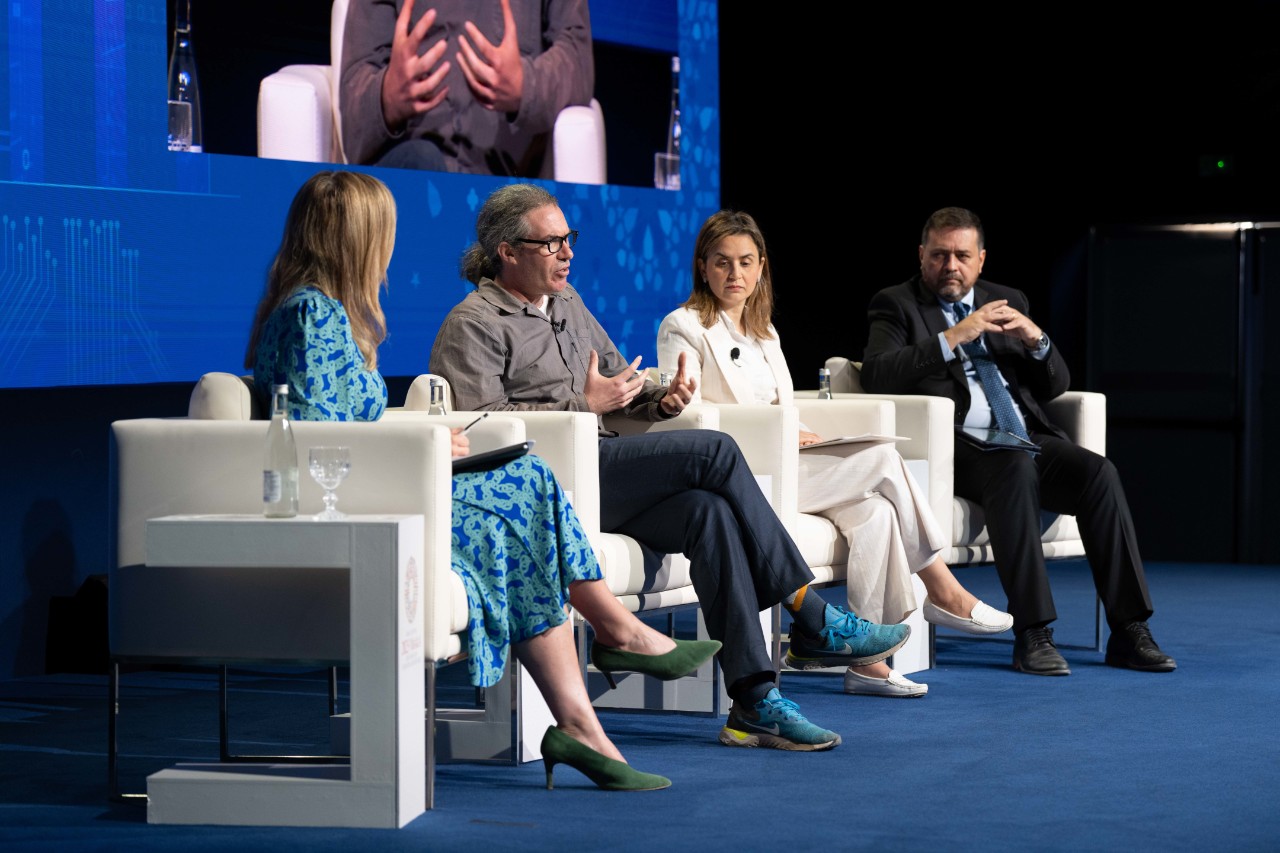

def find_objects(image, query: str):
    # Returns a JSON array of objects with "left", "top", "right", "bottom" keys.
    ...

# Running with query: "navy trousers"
[{"left": 597, "top": 429, "right": 814, "bottom": 699}]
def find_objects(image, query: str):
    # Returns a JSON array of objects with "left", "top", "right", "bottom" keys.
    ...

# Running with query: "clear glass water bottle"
[
  {"left": 427, "top": 377, "right": 448, "bottom": 415},
  {"left": 817, "top": 367, "right": 833, "bottom": 400},
  {"left": 654, "top": 55, "right": 681, "bottom": 190},
  {"left": 263, "top": 384, "right": 298, "bottom": 518},
  {"left": 166, "top": 0, "right": 203, "bottom": 153},
  {"left": 666, "top": 56, "right": 682, "bottom": 162}
]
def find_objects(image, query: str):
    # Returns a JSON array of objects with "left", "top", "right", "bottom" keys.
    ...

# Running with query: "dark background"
[
  {"left": 719, "top": 1, "right": 1280, "bottom": 385},
  {"left": 717, "top": 3, "right": 1280, "bottom": 568}
]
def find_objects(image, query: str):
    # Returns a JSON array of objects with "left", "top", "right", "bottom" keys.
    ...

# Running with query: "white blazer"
[{"left": 656, "top": 307, "right": 794, "bottom": 406}]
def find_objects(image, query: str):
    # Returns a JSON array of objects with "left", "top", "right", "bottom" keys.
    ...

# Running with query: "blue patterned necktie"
[{"left": 952, "top": 302, "right": 1030, "bottom": 440}]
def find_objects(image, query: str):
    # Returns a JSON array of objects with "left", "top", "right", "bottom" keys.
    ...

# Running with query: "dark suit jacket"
[{"left": 861, "top": 275, "right": 1071, "bottom": 440}]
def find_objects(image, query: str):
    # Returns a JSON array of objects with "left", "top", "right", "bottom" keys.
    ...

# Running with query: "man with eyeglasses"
[{"left": 431, "top": 183, "right": 912, "bottom": 753}]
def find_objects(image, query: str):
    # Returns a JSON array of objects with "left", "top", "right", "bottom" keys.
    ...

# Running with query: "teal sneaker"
[
  {"left": 785, "top": 606, "right": 910, "bottom": 670},
  {"left": 718, "top": 688, "right": 841, "bottom": 751}
]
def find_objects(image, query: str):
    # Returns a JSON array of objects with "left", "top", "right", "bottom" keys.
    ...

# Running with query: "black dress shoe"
[
  {"left": 1105, "top": 621, "right": 1176, "bottom": 672},
  {"left": 1013, "top": 626, "right": 1071, "bottom": 676}
]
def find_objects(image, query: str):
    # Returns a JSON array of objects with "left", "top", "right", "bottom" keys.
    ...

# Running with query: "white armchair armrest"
[
  {"left": 709, "top": 404, "right": 799, "bottom": 524},
  {"left": 486, "top": 410, "right": 602, "bottom": 538},
  {"left": 257, "top": 64, "right": 335, "bottom": 162},
  {"left": 602, "top": 402, "right": 720, "bottom": 435},
  {"left": 796, "top": 390, "right": 956, "bottom": 541},
  {"left": 189, "top": 372, "right": 262, "bottom": 420},
  {"left": 792, "top": 397, "right": 895, "bottom": 439},
  {"left": 1046, "top": 391, "right": 1106, "bottom": 456},
  {"left": 379, "top": 409, "right": 525, "bottom": 455},
  {"left": 553, "top": 99, "right": 607, "bottom": 185}
]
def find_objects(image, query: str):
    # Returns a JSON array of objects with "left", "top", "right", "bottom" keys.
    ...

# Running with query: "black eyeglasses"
[{"left": 513, "top": 230, "right": 578, "bottom": 255}]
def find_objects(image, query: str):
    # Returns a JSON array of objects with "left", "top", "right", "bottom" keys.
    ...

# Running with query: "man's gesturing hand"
[
  {"left": 583, "top": 351, "right": 645, "bottom": 415},
  {"left": 380, "top": 0, "right": 451, "bottom": 131},
  {"left": 458, "top": 0, "right": 525, "bottom": 113},
  {"left": 660, "top": 351, "right": 697, "bottom": 415}
]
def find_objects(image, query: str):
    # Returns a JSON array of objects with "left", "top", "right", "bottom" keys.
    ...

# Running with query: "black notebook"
[
  {"left": 955, "top": 426, "right": 1040, "bottom": 453},
  {"left": 452, "top": 440, "right": 536, "bottom": 474}
]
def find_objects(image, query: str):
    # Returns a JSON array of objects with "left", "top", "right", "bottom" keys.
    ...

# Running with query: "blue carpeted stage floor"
[{"left": 2, "top": 561, "right": 1278, "bottom": 852}]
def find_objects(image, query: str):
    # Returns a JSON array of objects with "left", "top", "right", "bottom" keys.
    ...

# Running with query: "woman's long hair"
[
  {"left": 244, "top": 170, "right": 396, "bottom": 370},
  {"left": 682, "top": 209, "right": 774, "bottom": 339}
]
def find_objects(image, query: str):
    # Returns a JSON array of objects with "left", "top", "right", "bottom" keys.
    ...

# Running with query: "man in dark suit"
[{"left": 860, "top": 206, "right": 1175, "bottom": 676}]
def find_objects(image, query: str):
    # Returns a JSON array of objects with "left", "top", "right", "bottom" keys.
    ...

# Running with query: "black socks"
[{"left": 784, "top": 585, "right": 830, "bottom": 637}]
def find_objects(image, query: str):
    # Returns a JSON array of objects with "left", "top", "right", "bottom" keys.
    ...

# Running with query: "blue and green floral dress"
[
  {"left": 254, "top": 286, "right": 387, "bottom": 421},
  {"left": 254, "top": 285, "right": 602, "bottom": 687}
]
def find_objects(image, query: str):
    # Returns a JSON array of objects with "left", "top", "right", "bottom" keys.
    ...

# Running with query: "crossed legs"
[
  {"left": 515, "top": 619, "right": 623, "bottom": 762},
  {"left": 568, "top": 579, "right": 676, "bottom": 656},
  {"left": 597, "top": 429, "right": 814, "bottom": 699}
]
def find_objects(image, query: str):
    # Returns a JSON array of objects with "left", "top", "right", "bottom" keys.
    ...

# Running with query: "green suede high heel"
[
  {"left": 541, "top": 726, "right": 671, "bottom": 791},
  {"left": 590, "top": 638, "right": 722, "bottom": 689}
]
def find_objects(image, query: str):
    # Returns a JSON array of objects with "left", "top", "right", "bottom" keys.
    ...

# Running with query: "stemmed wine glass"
[{"left": 308, "top": 446, "right": 351, "bottom": 521}]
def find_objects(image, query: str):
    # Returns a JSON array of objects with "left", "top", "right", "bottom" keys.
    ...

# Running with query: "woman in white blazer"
[{"left": 657, "top": 211, "right": 1013, "bottom": 698}]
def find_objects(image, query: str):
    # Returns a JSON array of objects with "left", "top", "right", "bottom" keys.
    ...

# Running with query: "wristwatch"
[{"left": 1029, "top": 333, "right": 1050, "bottom": 353}]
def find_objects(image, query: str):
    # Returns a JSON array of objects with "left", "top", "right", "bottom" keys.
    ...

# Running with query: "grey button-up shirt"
[
  {"left": 430, "top": 278, "right": 670, "bottom": 431},
  {"left": 340, "top": 0, "right": 594, "bottom": 177}
]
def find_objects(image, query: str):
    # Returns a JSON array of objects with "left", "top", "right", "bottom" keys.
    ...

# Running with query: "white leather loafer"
[
  {"left": 922, "top": 597, "right": 1014, "bottom": 635},
  {"left": 843, "top": 668, "right": 928, "bottom": 698}
]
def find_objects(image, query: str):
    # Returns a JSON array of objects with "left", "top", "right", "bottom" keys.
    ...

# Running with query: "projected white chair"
[
  {"left": 107, "top": 375, "right": 529, "bottom": 807},
  {"left": 817, "top": 357, "right": 1106, "bottom": 653},
  {"left": 257, "top": 0, "right": 608, "bottom": 184},
  {"left": 400, "top": 374, "right": 734, "bottom": 714}
]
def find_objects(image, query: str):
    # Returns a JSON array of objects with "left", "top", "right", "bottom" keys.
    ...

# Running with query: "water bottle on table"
[{"left": 263, "top": 384, "right": 299, "bottom": 518}]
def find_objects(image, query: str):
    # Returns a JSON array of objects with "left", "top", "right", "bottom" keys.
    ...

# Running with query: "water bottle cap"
[
  {"left": 274, "top": 384, "right": 289, "bottom": 392},
  {"left": 672, "top": 56, "right": 680, "bottom": 73}
]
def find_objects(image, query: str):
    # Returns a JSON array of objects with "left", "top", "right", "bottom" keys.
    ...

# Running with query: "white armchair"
[
  {"left": 820, "top": 356, "right": 1106, "bottom": 651},
  {"left": 400, "top": 374, "right": 732, "bottom": 714},
  {"left": 257, "top": 0, "right": 607, "bottom": 184},
  {"left": 108, "top": 372, "right": 529, "bottom": 806}
]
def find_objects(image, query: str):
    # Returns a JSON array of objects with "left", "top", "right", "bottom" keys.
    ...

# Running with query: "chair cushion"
[
  {"left": 595, "top": 532, "right": 693, "bottom": 598},
  {"left": 792, "top": 512, "right": 847, "bottom": 576},
  {"left": 950, "top": 497, "right": 1085, "bottom": 565},
  {"left": 952, "top": 497, "right": 1081, "bottom": 546}
]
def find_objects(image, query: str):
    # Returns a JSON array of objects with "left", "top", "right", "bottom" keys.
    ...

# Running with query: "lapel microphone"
[{"left": 730, "top": 347, "right": 742, "bottom": 366}]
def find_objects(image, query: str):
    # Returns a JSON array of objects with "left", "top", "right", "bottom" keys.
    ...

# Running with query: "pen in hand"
[{"left": 461, "top": 412, "right": 489, "bottom": 435}]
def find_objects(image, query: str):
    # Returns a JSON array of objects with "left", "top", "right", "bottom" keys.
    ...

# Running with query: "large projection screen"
[{"left": 0, "top": 0, "right": 719, "bottom": 389}]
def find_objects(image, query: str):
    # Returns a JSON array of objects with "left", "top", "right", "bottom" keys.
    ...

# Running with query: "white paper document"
[{"left": 799, "top": 434, "right": 910, "bottom": 451}]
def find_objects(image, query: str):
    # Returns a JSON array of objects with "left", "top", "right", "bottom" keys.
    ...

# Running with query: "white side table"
[{"left": 143, "top": 514, "right": 425, "bottom": 829}]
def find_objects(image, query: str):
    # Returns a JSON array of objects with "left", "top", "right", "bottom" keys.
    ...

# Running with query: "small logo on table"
[{"left": 403, "top": 556, "right": 420, "bottom": 625}]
